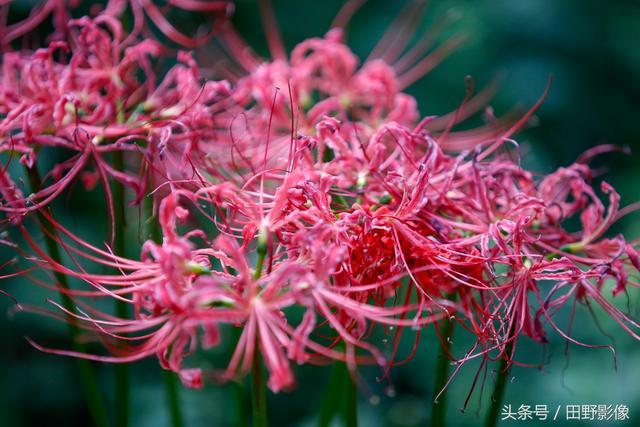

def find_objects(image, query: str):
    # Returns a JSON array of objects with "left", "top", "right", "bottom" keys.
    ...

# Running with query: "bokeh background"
[{"left": 1, "top": 0, "right": 640, "bottom": 426}]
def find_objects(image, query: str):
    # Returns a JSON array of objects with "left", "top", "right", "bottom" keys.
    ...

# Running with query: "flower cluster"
[{"left": 1, "top": 0, "right": 639, "bottom": 398}]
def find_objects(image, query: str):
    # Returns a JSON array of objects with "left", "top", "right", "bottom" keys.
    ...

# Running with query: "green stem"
[
  {"left": 143, "top": 180, "right": 183, "bottom": 427},
  {"left": 317, "top": 362, "right": 342, "bottom": 427},
  {"left": 25, "top": 166, "right": 110, "bottom": 427},
  {"left": 430, "top": 293, "right": 456, "bottom": 427},
  {"left": 251, "top": 343, "right": 268, "bottom": 427},
  {"left": 253, "top": 245, "right": 266, "bottom": 282},
  {"left": 232, "top": 326, "right": 249, "bottom": 427},
  {"left": 484, "top": 341, "right": 513, "bottom": 427},
  {"left": 430, "top": 325, "right": 454, "bottom": 427},
  {"left": 342, "top": 364, "right": 358, "bottom": 427},
  {"left": 112, "top": 150, "right": 130, "bottom": 427},
  {"left": 431, "top": 321, "right": 454, "bottom": 427},
  {"left": 163, "top": 370, "right": 184, "bottom": 427},
  {"left": 317, "top": 355, "right": 358, "bottom": 427},
  {"left": 251, "top": 245, "right": 268, "bottom": 427}
]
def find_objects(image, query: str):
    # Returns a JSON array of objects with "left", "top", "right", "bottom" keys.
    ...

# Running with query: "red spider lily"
[
  {"left": 0, "top": 17, "right": 155, "bottom": 224},
  {"left": 20, "top": 192, "right": 451, "bottom": 392},
  {"left": 205, "top": 0, "right": 512, "bottom": 166},
  {"left": 0, "top": 17, "right": 161, "bottom": 140},
  {"left": 1, "top": 0, "right": 639, "bottom": 411},
  {"left": 18, "top": 193, "right": 238, "bottom": 388},
  {"left": 217, "top": 0, "right": 461, "bottom": 116},
  {"left": 22, "top": 108, "right": 640, "bottom": 395},
  {"left": 0, "top": 15, "right": 237, "bottom": 228}
]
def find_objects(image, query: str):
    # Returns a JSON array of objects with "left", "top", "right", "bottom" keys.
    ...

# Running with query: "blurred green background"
[{"left": 1, "top": 0, "right": 640, "bottom": 426}]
